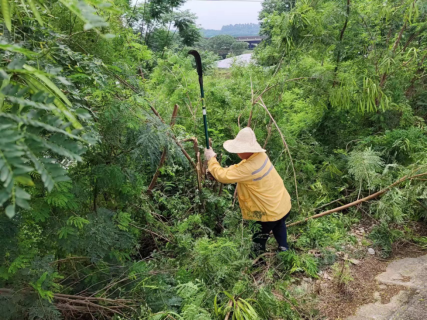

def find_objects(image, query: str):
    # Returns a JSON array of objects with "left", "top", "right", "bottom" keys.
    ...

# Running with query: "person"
[{"left": 204, "top": 127, "right": 292, "bottom": 258}]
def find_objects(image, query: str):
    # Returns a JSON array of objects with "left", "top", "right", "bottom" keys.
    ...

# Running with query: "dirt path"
[{"left": 347, "top": 254, "right": 427, "bottom": 320}]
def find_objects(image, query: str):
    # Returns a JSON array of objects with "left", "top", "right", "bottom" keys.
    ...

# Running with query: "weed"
[{"left": 331, "top": 260, "right": 354, "bottom": 293}]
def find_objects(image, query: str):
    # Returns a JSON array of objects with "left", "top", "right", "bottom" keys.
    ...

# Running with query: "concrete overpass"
[{"left": 235, "top": 36, "right": 266, "bottom": 49}]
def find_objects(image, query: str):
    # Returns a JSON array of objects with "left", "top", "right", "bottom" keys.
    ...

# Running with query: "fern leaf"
[{"left": 1, "top": 0, "right": 12, "bottom": 31}]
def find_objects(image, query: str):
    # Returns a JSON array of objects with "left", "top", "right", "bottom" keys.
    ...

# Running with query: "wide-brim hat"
[{"left": 223, "top": 127, "right": 266, "bottom": 153}]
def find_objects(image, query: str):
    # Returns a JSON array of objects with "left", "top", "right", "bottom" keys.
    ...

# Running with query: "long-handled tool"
[{"left": 188, "top": 50, "right": 210, "bottom": 149}]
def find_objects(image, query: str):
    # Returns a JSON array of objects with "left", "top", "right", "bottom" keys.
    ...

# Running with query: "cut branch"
[{"left": 286, "top": 172, "right": 427, "bottom": 227}]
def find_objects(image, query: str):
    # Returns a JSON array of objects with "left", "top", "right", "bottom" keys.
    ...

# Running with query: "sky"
[{"left": 181, "top": 1, "right": 263, "bottom": 30}]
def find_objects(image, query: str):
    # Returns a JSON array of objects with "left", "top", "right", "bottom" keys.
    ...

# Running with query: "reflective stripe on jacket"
[{"left": 208, "top": 152, "right": 291, "bottom": 222}]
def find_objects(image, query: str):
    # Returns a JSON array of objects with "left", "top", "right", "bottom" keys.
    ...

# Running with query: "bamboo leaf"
[
  {"left": 1, "top": 0, "right": 12, "bottom": 31},
  {"left": 26, "top": 0, "right": 44, "bottom": 26},
  {"left": 60, "top": 0, "right": 109, "bottom": 31},
  {"left": 21, "top": 73, "right": 83, "bottom": 129},
  {"left": 19, "top": 0, "right": 30, "bottom": 18},
  {"left": 14, "top": 175, "right": 34, "bottom": 186},
  {"left": 52, "top": 98, "right": 83, "bottom": 130},
  {"left": 214, "top": 295, "right": 219, "bottom": 315},
  {"left": 23, "top": 65, "right": 71, "bottom": 106},
  {"left": 223, "top": 291, "right": 234, "bottom": 300}
]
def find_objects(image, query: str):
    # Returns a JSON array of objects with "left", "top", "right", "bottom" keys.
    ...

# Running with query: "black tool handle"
[{"left": 188, "top": 50, "right": 210, "bottom": 149}]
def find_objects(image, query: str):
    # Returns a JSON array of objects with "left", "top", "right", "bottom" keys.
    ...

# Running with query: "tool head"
[{"left": 188, "top": 50, "right": 203, "bottom": 77}]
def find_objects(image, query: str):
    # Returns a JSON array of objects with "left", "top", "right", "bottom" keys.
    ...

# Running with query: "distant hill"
[{"left": 202, "top": 23, "right": 260, "bottom": 38}]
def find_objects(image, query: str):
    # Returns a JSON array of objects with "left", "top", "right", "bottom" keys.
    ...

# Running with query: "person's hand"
[{"left": 204, "top": 148, "right": 217, "bottom": 161}]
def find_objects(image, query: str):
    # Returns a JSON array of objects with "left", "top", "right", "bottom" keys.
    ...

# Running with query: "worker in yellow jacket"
[{"left": 204, "top": 127, "right": 292, "bottom": 256}]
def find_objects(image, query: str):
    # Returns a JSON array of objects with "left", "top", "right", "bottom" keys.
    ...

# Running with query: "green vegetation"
[
  {"left": 199, "top": 35, "right": 249, "bottom": 58},
  {"left": 1, "top": 0, "right": 427, "bottom": 319},
  {"left": 202, "top": 23, "right": 260, "bottom": 38}
]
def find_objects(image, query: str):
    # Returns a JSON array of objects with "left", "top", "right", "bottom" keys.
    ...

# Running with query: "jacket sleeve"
[{"left": 207, "top": 157, "right": 252, "bottom": 184}]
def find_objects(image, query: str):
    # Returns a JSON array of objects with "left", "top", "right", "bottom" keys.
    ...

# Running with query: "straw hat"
[{"left": 223, "top": 127, "right": 266, "bottom": 153}]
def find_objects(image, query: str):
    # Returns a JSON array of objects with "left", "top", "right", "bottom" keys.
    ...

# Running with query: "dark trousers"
[{"left": 252, "top": 214, "right": 288, "bottom": 257}]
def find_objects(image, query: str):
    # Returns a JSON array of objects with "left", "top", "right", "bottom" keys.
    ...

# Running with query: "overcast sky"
[{"left": 181, "top": 1, "right": 263, "bottom": 30}]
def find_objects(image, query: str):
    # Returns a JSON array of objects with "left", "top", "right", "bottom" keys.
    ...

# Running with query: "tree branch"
[
  {"left": 335, "top": 0, "right": 351, "bottom": 75},
  {"left": 258, "top": 98, "right": 301, "bottom": 212},
  {"left": 286, "top": 172, "right": 427, "bottom": 227}
]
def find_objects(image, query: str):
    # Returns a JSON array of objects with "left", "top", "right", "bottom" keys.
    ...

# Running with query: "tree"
[
  {"left": 127, "top": 1, "right": 201, "bottom": 51},
  {"left": 231, "top": 42, "right": 249, "bottom": 56},
  {"left": 202, "top": 23, "right": 260, "bottom": 37},
  {"left": 208, "top": 35, "right": 237, "bottom": 57}
]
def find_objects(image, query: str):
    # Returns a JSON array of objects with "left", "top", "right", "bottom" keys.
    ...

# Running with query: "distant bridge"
[{"left": 235, "top": 36, "right": 266, "bottom": 49}]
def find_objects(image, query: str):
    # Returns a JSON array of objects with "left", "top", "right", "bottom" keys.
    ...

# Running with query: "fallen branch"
[
  {"left": 286, "top": 172, "right": 427, "bottom": 228},
  {"left": 0, "top": 288, "right": 135, "bottom": 318}
]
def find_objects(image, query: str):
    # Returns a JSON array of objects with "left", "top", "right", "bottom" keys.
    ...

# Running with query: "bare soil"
[
  {"left": 315, "top": 220, "right": 427, "bottom": 320},
  {"left": 316, "top": 257, "right": 387, "bottom": 319}
]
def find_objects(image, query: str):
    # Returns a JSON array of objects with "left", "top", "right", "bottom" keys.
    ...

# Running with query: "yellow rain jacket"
[{"left": 208, "top": 152, "right": 291, "bottom": 222}]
